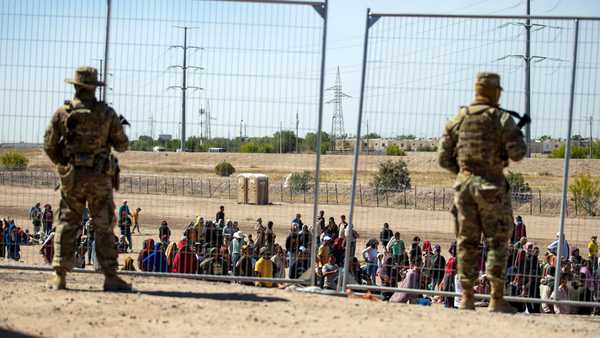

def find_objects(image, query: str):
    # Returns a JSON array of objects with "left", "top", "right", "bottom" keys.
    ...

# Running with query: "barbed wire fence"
[{"left": 342, "top": 11, "right": 600, "bottom": 309}]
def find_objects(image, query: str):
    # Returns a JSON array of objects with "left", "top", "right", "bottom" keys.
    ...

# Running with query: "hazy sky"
[{"left": 1, "top": 0, "right": 599, "bottom": 144}]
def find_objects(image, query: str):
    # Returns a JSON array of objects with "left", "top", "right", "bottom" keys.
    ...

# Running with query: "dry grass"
[{"left": 6, "top": 147, "right": 600, "bottom": 192}]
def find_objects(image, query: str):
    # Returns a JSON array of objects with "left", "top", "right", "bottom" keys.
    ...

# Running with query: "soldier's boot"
[
  {"left": 103, "top": 271, "right": 132, "bottom": 292},
  {"left": 47, "top": 268, "right": 67, "bottom": 290},
  {"left": 489, "top": 283, "right": 517, "bottom": 314},
  {"left": 459, "top": 290, "right": 476, "bottom": 310},
  {"left": 459, "top": 282, "right": 475, "bottom": 310}
]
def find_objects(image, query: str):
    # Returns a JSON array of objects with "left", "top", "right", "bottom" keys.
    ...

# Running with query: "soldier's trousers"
[
  {"left": 53, "top": 166, "right": 117, "bottom": 273},
  {"left": 453, "top": 176, "right": 514, "bottom": 287}
]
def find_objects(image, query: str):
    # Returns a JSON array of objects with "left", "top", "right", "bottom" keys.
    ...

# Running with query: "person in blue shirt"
[{"left": 142, "top": 243, "right": 169, "bottom": 272}]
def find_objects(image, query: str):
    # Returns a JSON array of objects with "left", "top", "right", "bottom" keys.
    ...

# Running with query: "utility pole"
[
  {"left": 525, "top": 0, "right": 531, "bottom": 156},
  {"left": 590, "top": 116, "right": 594, "bottom": 159},
  {"left": 92, "top": 58, "right": 104, "bottom": 100},
  {"left": 168, "top": 26, "right": 203, "bottom": 152},
  {"left": 296, "top": 111, "right": 299, "bottom": 154},
  {"left": 198, "top": 108, "right": 204, "bottom": 145},
  {"left": 365, "top": 120, "right": 369, "bottom": 157},
  {"left": 148, "top": 115, "right": 155, "bottom": 139},
  {"left": 327, "top": 66, "right": 351, "bottom": 151},
  {"left": 279, "top": 121, "right": 283, "bottom": 154},
  {"left": 240, "top": 119, "right": 244, "bottom": 140},
  {"left": 497, "top": 2, "right": 564, "bottom": 157}
]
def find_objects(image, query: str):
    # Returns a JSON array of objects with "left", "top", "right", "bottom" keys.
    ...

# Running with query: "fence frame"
[
  {"left": 342, "top": 10, "right": 600, "bottom": 308},
  {"left": 0, "top": 0, "right": 329, "bottom": 285}
]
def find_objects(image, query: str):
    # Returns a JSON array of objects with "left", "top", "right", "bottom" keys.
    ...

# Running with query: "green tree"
[
  {"left": 396, "top": 134, "right": 416, "bottom": 140},
  {"left": 506, "top": 171, "right": 531, "bottom": 203},
  {"left": 288, "top": 171, "right": 314, "bottom": 192},
  {"left": 549, "top": 144, "right": 588, "bottom": 159},
  {"left": 416, "top": 144, "right": 437, "bottom": 152},
  {"left": 371, "top": 159, "right": 411, "bottom": 192},
  {"left": 303, "top": 131, "right": 331, "bottom": 154},
  {"left": 385, "top": 144, "right": 406, "bottom": 156},
  {"left": 215, "top": 161, "right": 236, "bottom": 177},
  {"left": 365, "top": 132, "right": 381, "bottom": 139},
  {"left": 569, "top": 174, "right": 600, "bottom": 216},
  {"left": 271, "top": 130, "right": 298, "bottom": 153},
  {"left": 0, "top": 151, "right": 28, "bottom": 171}
]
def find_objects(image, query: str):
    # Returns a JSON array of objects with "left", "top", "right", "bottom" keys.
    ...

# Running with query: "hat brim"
[{"left": 65, "top": 79, "right": 105, "bottom": 89}]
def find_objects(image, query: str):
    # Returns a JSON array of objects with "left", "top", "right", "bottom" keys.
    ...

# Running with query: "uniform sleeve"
[
  {"left": 438, "top": 114, "right": 462, "bottom": 174},
  {"left": 43, "top": 110, "right": 64, "bottom": 165},
  {"left": 107, "top": 107, "right": 129, "bottom": 152},
  {"left": 500, "top": 112, "right": 527, "bottom": 162}
]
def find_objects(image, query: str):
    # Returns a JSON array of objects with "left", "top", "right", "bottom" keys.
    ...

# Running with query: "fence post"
[
  {"left": 182, "top": 178, "right": 185, "bottom": 195},
  {"left": 385, "top": 191, "right": 389, "bottom": 207},
  {"left": 208, "top": 179, "right": 212, "bottom": 198},
  {"left": 538, "top": 190, "right": 542, "bottom": 215},
  {"left": 303, "top": 188, "right": 306, "bottom": 203},
  {"left": 414, "top": 185, "right": 417, "bottom": 209},
  {"left": 442, "top": 187, "right": 446, "bottom": 210},
  {"left": 574, "top": 191, "right": 577, "bottom": 216},
  {"left": 228, "top": 179, "right": 231, "bottom": 199},
  {"left": 529, "top": 192, "right": 533, "bottom": 215},
  {"left": 335, "top": 184, "right": 339, "bottom": 204},
  {"left": 376, "top": 187, "right": 379, "bottom": 207},
  {"left": 290, "top": 185, "right": 293, "bottom": 202},
  {"left": 326, "top": 183, "right": 329, "bottom": 204},
  {"left": 403, "top": 189, "right": 407, "bottom": 208},
  {"left": 280, "top": 182, "right": 284, "bottom": 202},
  {"left": 433, "top": 188, "right": 436, "bottom": 211},
  {"left": 359, "top": 184, "right": 363, "bottom": 206}
]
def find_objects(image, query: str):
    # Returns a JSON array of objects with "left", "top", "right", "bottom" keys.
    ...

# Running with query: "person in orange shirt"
[{"left": 132, "top": 208, "right": 142, "bottom": 234}]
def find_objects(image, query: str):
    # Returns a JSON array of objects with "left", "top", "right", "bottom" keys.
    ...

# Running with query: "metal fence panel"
[
  {"left": 343, "top": 12, "right": 600, "bottom": 310},
  {"left": 0, "top": 0, "right": 328, "bottom": 285}
]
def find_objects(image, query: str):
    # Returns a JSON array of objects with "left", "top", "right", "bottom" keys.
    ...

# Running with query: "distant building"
[
  {"left": 529, "top": 139, "right": 562, "bottom": 154},
  {"left": 335, "top": 137, "right": 439, "bottom": 153}
]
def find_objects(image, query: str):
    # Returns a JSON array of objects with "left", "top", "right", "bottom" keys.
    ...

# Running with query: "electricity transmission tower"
[
  {"left": 496, "top": 0, "right": 564, "bottom": 156},
  {"left": 327, "top": 66, "right": 351, "bottom": 151},
  {"left": 199, "top": 99, "right": 216, "bottom": 142},
  {"left": 168, "top": 26, "right": 203, "bottom": 152}
]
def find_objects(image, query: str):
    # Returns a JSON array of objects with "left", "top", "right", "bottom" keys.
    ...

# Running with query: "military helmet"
[
  {"left": 65, "top": 66, "right": 105, "bottom": 89},
  {"left": 475, "top": 72, "right": 503, "bottom": 91}
]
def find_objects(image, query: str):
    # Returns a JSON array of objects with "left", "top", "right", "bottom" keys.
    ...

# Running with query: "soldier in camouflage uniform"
[
  {"left": 438, "top": 72, "right": 527, "bottom": 313},
  {"left": 44, "top": 66, "right": 131, "bottom": 291}
]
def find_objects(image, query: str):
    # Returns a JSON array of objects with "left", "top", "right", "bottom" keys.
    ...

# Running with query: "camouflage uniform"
[
  {"left": 43, "top": 67, "right": 130, "bottom": 290},
  {"left": 438, "top": 72, "right": 527, "bottom": 311}
]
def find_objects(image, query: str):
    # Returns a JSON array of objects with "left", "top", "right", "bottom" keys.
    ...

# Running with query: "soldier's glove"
[{"left": 119, "top": 115, "right": 131, "bottom": 126}]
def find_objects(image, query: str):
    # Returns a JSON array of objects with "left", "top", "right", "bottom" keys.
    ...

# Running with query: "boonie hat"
[{"left": 65, "top": 66, "right": 105, "bottom": 89}]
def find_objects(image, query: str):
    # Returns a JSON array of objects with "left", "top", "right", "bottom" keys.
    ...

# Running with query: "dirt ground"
[{"left": 1, "top": 269, "right": 599, "bottom": 338}]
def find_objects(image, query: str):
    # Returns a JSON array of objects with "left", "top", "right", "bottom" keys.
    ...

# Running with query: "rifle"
[
  {"left": 118, "top": 115, "right": 131, "bottom": 127},
  {"left": 499, "top": 108, "right": 531, "bottom": 129}
]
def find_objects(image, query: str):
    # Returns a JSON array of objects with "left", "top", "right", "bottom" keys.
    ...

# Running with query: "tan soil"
[{"left": 0, "top": 269, "right": 599, "bottom": 338}]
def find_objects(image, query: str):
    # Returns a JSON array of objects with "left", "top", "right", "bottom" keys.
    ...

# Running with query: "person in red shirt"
[
  {"left": 172, "top": 240, "right": 198, "bottom": 274},
  {"left": 511, "top": 215, "right": 527, "bottom": 244}
]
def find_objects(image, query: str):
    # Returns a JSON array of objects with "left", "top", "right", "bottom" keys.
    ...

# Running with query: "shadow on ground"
[
  {"left": 0, "top": 328, "right": 40, "bottom": 338},
  {"left": 140, "top": 290, "right": 289, "bottom": 302}
]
